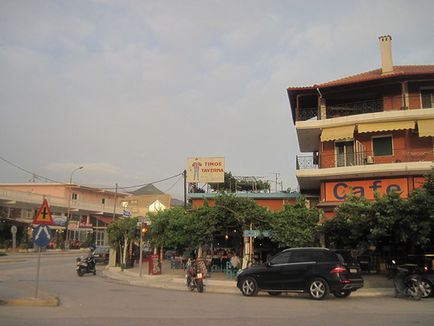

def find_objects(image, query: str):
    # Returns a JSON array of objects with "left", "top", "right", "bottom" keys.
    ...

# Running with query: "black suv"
[{"left": 236, "top": 247, "right": 364, "bottom": 300}]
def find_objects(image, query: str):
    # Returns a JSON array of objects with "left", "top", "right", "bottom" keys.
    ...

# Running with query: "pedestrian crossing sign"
[{"left": 33, "top": 198, "right": 54, "bottom": 225}]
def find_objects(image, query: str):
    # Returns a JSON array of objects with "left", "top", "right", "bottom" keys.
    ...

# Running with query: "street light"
[{"left": 65, "top": 166, "right": 84, "bottom": 250}]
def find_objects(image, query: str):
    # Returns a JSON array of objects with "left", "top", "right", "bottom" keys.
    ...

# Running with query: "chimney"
[{"left": 379, "top": 35, "right": 394, "bottom": 74}]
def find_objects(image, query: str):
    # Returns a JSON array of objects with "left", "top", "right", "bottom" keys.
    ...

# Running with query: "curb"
[
  {"left": 0, "top": 296, "right": 60, "bottom": 307},
  {"left": 102, "top": 268, "right": 394, "bottom": 297}
]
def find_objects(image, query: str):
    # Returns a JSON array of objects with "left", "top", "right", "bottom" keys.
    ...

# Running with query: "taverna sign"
[{"left": 187, "top": 157, "right": 225, "bottom": 183}]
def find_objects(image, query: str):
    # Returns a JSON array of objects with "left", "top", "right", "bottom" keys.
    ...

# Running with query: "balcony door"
[{"left": 335, "top": 141, "right": 354, "bottom": 167}]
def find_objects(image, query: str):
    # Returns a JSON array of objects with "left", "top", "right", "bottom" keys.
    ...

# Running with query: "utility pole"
[
  {"left": 272, "top": 172, "right": 280, "bottom": 192},
  {"left": 65, "top": 166, "right": 84, "bottom": 250},
  {"left": 183, "top": 170, "right": 187, "bottom": 209},
  {"left": 113, "top": 183, "right": 118, "bottom": 221}
]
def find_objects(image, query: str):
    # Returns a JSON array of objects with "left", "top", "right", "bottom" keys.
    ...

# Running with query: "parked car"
[
  {"left": 236, "top": 247, "right": 364, "bottom": 300},
  {"left": 420, "top": 271, "right": 434, "bottom": 298},
  {"left": 93, "top": 246, "right": 110, "bottom": 264}
]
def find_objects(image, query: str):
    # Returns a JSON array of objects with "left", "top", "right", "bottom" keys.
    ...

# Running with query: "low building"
[
  {"left": 0, "top": 183, "right": 129, "bottom": 248},
  {"left": 189, "top": 192, "right": 300, "bottom": 212}
]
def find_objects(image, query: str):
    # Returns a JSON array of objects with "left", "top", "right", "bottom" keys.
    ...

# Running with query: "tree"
[
  {"left": 322, "top": 169, "right": 434, "bottom": 254},
  {"left": 269, "top": 198, "right": 320, "bottom": 248},
  {"left": 322, "top": 195, "right": 373, "bottom": 249},
  {"left": 107, "top": 217, "right": 138, "bottom": 267},
  {"left": 149, "top": 206, "right": 215, "bottom": 255}
]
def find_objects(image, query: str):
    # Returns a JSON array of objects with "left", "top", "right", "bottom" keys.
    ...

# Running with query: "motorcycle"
[
  {"left": 76, "top": 255, "right": 96, "bottom": 277},
  {"left": 389, "top": 260, "right": 423, "bottom": 300},
  {"left": 185, "top": 259, "right": 204, "bottom": 293}
]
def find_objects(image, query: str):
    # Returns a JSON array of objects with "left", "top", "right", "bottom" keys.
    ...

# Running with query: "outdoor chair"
[{"left": 225, "top": 261, "right": 235, "bottom": 279}]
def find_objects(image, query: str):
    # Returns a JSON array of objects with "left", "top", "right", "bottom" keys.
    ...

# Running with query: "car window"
[
  {"left": 270, "top": 251, "right": 291, "bottom": 264},
  {"left": 289, "top": 251, "right": 314, "bottom": 263}
]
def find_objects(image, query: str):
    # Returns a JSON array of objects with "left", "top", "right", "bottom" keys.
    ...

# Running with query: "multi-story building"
[
  {"left": 0, "top": 183, "right": 129, "bottom": 247},
  {"left": 287, "top": 36, "right": 434, "bottom": 218}
]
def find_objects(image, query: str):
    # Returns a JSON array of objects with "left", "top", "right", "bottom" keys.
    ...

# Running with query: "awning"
[
  {"left": 418, "top": 119, "right": 434, "bottom": 137},
  {"left": 320, "top": 125, "right": 355, "bottom": 142},
  {"left": 358, "top": 121, "right": 415, "bottom": 133}
]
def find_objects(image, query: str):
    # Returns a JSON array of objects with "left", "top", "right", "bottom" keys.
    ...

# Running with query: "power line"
[
  {"left": 164, "top": 175, "right": 184, "bottom": 193},
  {"left": 0, "top": 154, "right": 184, "bottom": 192},
  {"left": 0, "top": 155, "right": 62, "bottom": 183},
  {"left": 107, "top": 172, "right": 185, "bottom": 190}
]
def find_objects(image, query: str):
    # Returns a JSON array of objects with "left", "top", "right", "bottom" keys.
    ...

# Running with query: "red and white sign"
[{"left": 33, "top": 199, "right": 54, "bottom": 225}]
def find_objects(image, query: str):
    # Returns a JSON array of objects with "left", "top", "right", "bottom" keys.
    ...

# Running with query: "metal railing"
[
  {"left": 296, "top": 94, "right": 431, "bottom": 121},
  {"left": 296, "top": 149, "right": 434, "bottom": 170},
  {"left": 326, "top": 98, "right": 383, "bottom": 119}
]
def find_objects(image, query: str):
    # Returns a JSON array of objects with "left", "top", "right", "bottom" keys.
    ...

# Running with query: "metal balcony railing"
[
  {"left": 296, "top": 94, "right": 431, "bottom": 121},
  {"left": 296, "top": 149, "right": 434, "bottom": 170},
  {"left": 326, "top": 98, "right": 383, "bottom": 119}
]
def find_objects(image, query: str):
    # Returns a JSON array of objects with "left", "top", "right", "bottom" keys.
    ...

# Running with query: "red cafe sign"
[{"left": 325, "top": 178, "right": 409, "bottom": 202}]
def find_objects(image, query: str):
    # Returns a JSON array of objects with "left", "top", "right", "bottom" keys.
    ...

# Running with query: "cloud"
[{"left": 1, "top": 0, "right": 434, "bottom": 198}]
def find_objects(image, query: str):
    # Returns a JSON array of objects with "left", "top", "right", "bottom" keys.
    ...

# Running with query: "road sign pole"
[
  {"left": 139, "top": 230, "right": 143, "bottom": 277},
  {"left": 35, "top": 246, "right": 41, "bottom": 298}
]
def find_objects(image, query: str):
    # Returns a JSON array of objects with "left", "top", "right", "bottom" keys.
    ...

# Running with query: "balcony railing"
[
  {"left": 326, "top": 99, "right": 383, "bottom": 119},
  {"left": 296, "top": 149, "right": 434, "bottom": 170},
  {"left": 296, "top": 94, "right": 429, "bottom": 121}
]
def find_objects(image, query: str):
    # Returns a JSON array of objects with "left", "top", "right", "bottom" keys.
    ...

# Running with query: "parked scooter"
[
  {"left": 185, "top": 259, "right": 204, "bottom": 293},
  {"left": 389, "top": 260, "right": 423, "bottom": 300},
  {"left": 76, "top": 252, "right": 96, "bottom": 277}
]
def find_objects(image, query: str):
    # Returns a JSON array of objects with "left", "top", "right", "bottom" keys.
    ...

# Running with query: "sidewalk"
[{"left": 102, "top": 260, "right": 395, "bottom": 297}]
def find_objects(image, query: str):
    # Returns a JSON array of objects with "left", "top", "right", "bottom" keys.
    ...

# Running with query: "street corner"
[{"left": 1, "top": 296, "right": 60, "bottom": 307}]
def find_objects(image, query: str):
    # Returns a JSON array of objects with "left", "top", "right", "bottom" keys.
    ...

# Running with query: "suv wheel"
[
  {"left": 241, "top": 277, "right": 259, "bottom": 296},
  {"left": 421, "top": 280, "right": 432, "bottom": 298},
  {"left": 308, "top": 278, "right": 329, "bottom": 300},
  {"left": 333, "top": 290, "right": 351, "bottom": 298}
]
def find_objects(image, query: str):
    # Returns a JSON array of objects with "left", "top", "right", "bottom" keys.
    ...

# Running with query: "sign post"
[
  {"left": 32, "top": 198, "right": 54, "bottom": 298},
  {"left": 10, "top": 225, "right": 17, "bottom": 250},
  {"left": 139, "top": 223, "right": 148, "bottom": 277}
]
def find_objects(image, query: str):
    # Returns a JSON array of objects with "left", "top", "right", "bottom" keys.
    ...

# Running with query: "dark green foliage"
[
  {"left": 269, "top": 198, "right": 320, "bottom": 247},
  {"left": 322, "top": 169, "right": 434, "bottom": 253}
]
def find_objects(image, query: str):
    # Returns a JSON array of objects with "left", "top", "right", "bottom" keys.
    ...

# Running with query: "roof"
[
  {"left": 130, "top": 184, "right": 164, "bottom": 196},
  {"left": 287, "top": 65, "right": 434, "bottom": 91}
]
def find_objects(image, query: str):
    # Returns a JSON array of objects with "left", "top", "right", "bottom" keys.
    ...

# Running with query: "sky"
[{"left": 1, "top": 0, "right": 434, "bottom": 200}]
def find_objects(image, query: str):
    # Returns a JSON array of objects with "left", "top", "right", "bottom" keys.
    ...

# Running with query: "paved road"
[{"left": 1, "top": 253, "right": 434, "bottom": 326}]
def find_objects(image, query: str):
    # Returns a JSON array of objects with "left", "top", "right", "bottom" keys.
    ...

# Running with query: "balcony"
[
  {"left": 296, "top": 148, "right": 434, "bottom": 170},
  {"left": 327, "top": 99, "right": 384, "bottom": 119}
]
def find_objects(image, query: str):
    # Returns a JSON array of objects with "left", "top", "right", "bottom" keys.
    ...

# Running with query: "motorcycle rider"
[{"left": 85, "top": 246, "right": 96, "bottom": 271}]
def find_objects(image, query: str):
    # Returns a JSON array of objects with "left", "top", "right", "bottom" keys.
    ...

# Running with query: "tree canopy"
[{"left": 322, "top": 169, "right": 434, "bottom": 254}]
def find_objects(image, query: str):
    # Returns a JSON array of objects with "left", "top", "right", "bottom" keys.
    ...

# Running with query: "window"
[
  {"left": 270, "top": 252, "right": 291, "bottom": 265},
  {"left": 71, "top": 193, "right": 78, "bottom": 200},
  {"left": 335, "top": 141, "right": 354, "bottom": 167},
  {"left": 373, "top": 136, "right": 393, "bottom": 156},
  {"left": 421, "top": 89, "right": 434, "bottom": 109},
  {"left": 101, "top": 198, "right": 106, "bottom": 205},
  {"left": 289, "top": 251, "right": 314, "bottom": 263}
]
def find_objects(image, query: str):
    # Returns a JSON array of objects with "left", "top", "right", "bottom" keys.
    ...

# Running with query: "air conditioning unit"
[{"left": 366, "top": 156, "right": 374, "bottom": 164}]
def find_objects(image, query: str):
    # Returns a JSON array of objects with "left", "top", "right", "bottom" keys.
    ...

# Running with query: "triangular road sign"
[{"left": 33, "top": 198, "right": 54, "bottom": 225}]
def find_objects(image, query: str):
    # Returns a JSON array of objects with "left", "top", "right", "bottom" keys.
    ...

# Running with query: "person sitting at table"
[{"left": 230, "top": 251, "right": 241, "bottom": 272}]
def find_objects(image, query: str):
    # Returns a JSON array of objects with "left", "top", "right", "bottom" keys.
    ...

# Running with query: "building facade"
[
  {"left": 0, "top": 183, "right": 129, "bottom": 248},
  {"left": 189, "top": 192, "right": 299, "bottom": 212},
  {"left": 287, "top": 36, "right": 434, "bottom": 218}
]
